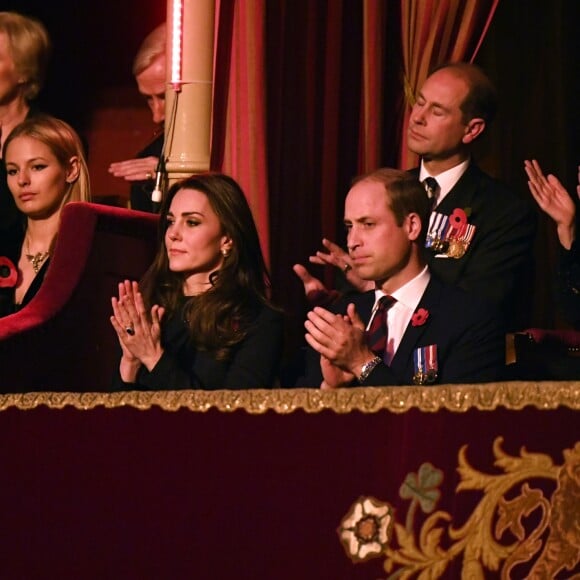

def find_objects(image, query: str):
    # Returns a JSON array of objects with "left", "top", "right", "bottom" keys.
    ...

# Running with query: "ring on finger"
[
  {"left": 125, "top": 325, "right": 135, "bottom": 336},
  {"left": 146, "top": 172, "right": 153, "bottom": 180},
  {"left": 343, "top": 263, "right": 352, "bottom": 273}
]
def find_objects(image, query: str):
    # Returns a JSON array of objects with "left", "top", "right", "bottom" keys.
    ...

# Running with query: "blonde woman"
[{"left": 0, "top": 114, "right": 90, "bottom": 316}]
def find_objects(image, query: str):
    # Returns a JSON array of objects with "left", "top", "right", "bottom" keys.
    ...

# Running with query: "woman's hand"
[
  {"left": 525, "top": 159, "right": 577, "bottom": 249},
  {"left": 110, "top": 280, "right": 165, "bottom": 379},
  {"left": 310, "top": 238, "right": 372, "bottom": 292}
]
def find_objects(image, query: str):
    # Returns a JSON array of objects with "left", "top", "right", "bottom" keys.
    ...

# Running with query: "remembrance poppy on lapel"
[
  {"left": 0, "top": 257, "right": 18, "bottom": 288},
  {"left": 411, "top": 308, "right": 429, "bottom": 327}
]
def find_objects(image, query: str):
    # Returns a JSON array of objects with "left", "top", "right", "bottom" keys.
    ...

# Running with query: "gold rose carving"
[{"left": 338, "top": 438, "right": 580, "bottom": 578}]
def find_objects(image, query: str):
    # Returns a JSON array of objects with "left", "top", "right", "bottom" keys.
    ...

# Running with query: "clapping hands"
[{"left": 110, "top": 280, "right": 165, "bottom": 382}]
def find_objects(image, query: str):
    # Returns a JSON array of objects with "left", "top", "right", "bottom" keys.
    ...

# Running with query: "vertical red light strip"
[{"left": 171, "top": 0, "right": 183, "bottom": 90}]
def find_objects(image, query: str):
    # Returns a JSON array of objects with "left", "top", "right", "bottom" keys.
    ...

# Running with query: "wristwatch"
[{"left": 358, "top": 356, "right": 383, "bottom": 383}]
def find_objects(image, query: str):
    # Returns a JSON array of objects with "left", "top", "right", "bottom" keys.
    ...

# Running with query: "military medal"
[
  {"left": 426, "top": 207, "right": 476, "bottom": 259},
  {"left": 413, "top": 345, "right": 438, "bottom": 385},
  {"left": 447, "top": 239, "right": 466, "bottom": 258},
  {"left": 426, "top": 212, "right": 449, "bottom": 251}
]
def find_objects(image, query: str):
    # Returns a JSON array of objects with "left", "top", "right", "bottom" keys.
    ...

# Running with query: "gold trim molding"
[{"left": 0, "top": 381, "right": 578, "bottom": 414}]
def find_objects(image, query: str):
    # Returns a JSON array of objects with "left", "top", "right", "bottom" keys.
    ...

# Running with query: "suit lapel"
[
  {"left": 410, "top": 161, "right": 482, "bottom": 215},
  {"left": 350, "top": 291, "right": 375, "bottom": 325},
  {"left": 390, "top": 278, "right": 443, "bottom": 376},
  {"left": 435, "top": 162, "right": 480, "bottom": 215}
]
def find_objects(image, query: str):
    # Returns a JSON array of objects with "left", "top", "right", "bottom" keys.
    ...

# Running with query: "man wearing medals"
[
  {"left": 295, "top": 63, "right": 536, "bottom": 332},
  {"left": 298, "top": 168, "right": 505, "bottom": 388},
  {"left": 408, "top": 63, "right": 536, "bottom": 331}
]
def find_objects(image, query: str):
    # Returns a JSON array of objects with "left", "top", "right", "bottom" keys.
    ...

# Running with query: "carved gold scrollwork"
[
  {"left": 340, "top": 438, "right": 580, "bottom": 578},
  {"left": 0, "top": 382, "right": 578, "bottom": 413}
]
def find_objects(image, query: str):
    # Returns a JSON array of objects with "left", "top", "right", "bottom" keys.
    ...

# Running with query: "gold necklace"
[{"left": 25, "top": 239, "right": 50, "bottom": 274}]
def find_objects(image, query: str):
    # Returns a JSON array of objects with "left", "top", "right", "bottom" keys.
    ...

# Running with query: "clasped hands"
[
  {"left": 305, "top": 303, "right": 375, "bottom": 389},
  {"left": 293, "top": 239, "right": 376, "bottom": 388},
  {"left": 110, "top": 280, "right": 165, "bottom": 381}
]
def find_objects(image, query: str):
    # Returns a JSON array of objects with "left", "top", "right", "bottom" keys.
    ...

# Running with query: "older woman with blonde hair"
[
  {"left": 0, "top": 114, "right": 90, "bottom": 317},
  {"left": 0, "top": 11, "right": 52, "bottom": 246}
]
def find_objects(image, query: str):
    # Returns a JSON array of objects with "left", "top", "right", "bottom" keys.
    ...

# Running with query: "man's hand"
[
  {"left": 320, "top": 356, "right": 355, "bottom": 389},
  {"left": 109, "top": 156, "right": 159, "bottom": 182},
  {"left": 304, "top": 303, "right": 374, "bottom": 378}
]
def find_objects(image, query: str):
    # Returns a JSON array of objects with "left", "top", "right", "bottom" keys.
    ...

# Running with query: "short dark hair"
[
  {"left": 352, "top": 168, "right": 430, "bottom": 246},
  {"left": 431, "top": 62, "right": 498, "bottom": 126}
]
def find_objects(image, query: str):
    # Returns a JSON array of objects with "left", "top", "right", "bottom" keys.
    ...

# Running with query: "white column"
[{"left": 165, "top": 0, "right": 215, "bottom": 181}]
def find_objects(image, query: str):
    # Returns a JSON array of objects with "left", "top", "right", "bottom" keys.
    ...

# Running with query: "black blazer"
[
  {"left": 0, "top": 223, "right": 49, "bottom": 318},
  {"left": 130, "top": 133, "right": 164, "bottom": 213},
  {"left": 299, "top": 276, "right": 505, "bottom": 387},
  {"left": 413, "top": 163, "right": 537, "bottom": 330},
  {"left": 114, "top": 303, "right": 284, "bottom": 390},
  {"left": 558, "top": 239, "right": 580, "bottom": 329}
]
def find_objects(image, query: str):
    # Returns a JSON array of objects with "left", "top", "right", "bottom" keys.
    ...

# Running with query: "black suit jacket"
[
  {"left": 130, "top": 134, "right": 164, "bottom": 213},
  {"left": 299, "top": 276, "right": 505, "bottom": 387},
  {"left": 413, "top": 163, "right": 537, "bottom": 330},
  {"left": 113, "top": 303, "right": 284, "bottom": 390},
  {"left": 558, "top": 238, "right": 580, "bottom": 329},
  {"left": 0, "top": 221, "right": 49, "bottom": 318}
]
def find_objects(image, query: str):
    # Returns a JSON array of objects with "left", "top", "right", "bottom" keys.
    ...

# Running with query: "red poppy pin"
[
  {"left": 411, "top": 308, "right": 429, "bottom": 327},
  {"left": 0, "top": 257, "right": 18, "bottom": 288}
]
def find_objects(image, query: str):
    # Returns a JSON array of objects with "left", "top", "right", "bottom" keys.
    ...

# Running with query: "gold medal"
[
  {"left": 412, "top": 371, "right": 427, "bottom": 385},
  {"left": 447, "top": 239, "right": 467, "bottom": 259}
]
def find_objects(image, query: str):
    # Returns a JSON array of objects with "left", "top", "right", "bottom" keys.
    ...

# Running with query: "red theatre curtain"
[
  {"left": 264, "top": 1, "right": 366, "bottom": 347},
  {"left": 212, "top": 0, "right": 271, "bottom": 265},
  {"left": 359, "top": 2, "right": 387, "bottom": 174},
  {"left": 398, "top": 0, "right": 499, "bottom": 169}
]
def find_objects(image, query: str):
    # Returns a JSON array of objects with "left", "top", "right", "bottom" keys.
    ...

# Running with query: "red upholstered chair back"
[{"left": 0, "top": 202, "right": 159, "bottom": 392}]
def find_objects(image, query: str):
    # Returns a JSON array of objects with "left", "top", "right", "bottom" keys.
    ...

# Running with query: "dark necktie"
[
  {"left": 366, "top": 295, "right": 396, "bottom": 363},
  {"left": 423, "top": 177, "right": 439, "bottom": 208}
]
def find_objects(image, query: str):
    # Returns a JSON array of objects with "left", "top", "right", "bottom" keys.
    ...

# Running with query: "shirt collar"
[
  {"left": 374, "top": 266, "right": 430, "bottom": 313},
  {"left": 419, "top": 158, "right": 470, "bottom": 205}
]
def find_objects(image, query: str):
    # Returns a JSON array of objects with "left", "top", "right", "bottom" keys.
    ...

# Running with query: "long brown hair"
[{"left": 140, "top": 172, "right": 273, "bottom": 359}]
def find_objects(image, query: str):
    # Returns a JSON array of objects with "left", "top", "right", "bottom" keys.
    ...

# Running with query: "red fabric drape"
[
  {"left": 265, "top": 1, "right": 364, "bottom": 341},
  {"left": 358, "top": 2, "right": 387, "bottom": 173},
  {"left": 212, "top": 0, "right": 270, "bottom": 264},
  {"left": 398, "top": 0, "right": 500, "bottom": 169}
]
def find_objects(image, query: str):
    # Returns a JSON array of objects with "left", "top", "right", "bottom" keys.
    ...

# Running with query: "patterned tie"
[
  {"left": 423, "top": 177, "right": 439, "bottom": 208},
  {"left": 366, "top": 295, "right": 396, "bottom": 363}
]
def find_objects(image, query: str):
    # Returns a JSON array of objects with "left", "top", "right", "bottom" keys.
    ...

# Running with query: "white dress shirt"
[
  {"left": 368, "top": 267, "right": 431, "bottom": 365},
  {"left": 419, "top": 158, "right": 470, "bottom": 208}
]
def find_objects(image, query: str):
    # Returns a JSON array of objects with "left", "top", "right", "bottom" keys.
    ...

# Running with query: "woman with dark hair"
[{"left": 110, "top": 173, "right": 284, "bottom": 390}]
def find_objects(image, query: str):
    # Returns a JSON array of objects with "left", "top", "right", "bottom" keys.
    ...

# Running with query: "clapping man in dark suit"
[
  {"left": 300, "top": 168, "right": 505, "bottom": 388},
  {"left": 295, "top": 62, "right": 536, "bottom": 331}
]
